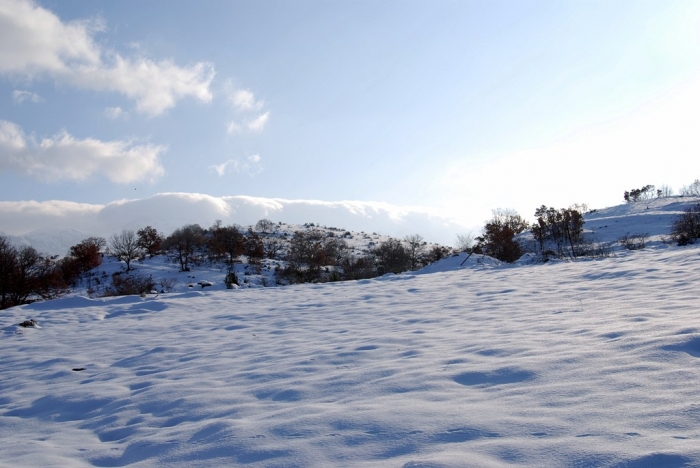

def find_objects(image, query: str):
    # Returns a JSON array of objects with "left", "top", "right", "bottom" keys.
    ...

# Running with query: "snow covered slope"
[
  {"left": 2, "top": 196, "right": 700, "bottom": 467},
  {"left": 2, "top": 240, "right": 700, "bottom": 467},
  {"left": 584, "top": 195, "right": 700, "bottom": 245}
]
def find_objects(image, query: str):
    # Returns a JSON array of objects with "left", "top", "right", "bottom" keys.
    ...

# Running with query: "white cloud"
[
  {"left": 247, "top": 112, "right": 270, "bottom": 132},
  {"left": 0, "top": 193, "right": 467, "bottom": 249},
  {"left": 0, "top": 120, "right": 165, "bottom": 183},
  {"left": 231, "top": 89, "right": 263, "bottom": 111},
  {"left": 211, "top": 154, "right": 263, "bottom": 176},
  {"left": 104, "top": 106, "right": 128, "bottom": 120},
  {"left": 226, "top": 112, "right": 270, "bottom": 134},
  {"left": 0, "top": 0, "right": 214, "bottom": 115},
  {"left": 12, "top": 89, "right": 42, "bottom": 103},
  {"left": 224, "top": 80, "right": 263, "bottom": 111},
  {"left": 226, "top": 120, "right": 242, "bottom": 135},
  {"left": 222, "top": 79, "right": 269, "bottom": 134}
]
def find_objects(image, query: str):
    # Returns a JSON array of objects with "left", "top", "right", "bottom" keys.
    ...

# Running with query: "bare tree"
[
  {"left": 404, "top": 234, "right": 425, "bottom": 270},
  {"left": 263, "top": 236, "right": 286, "bottom": 259},
  {"left": 455, "top": 232, "right": 476, "bottom": 253},
  {"left": 679, "top": 180, "right": 700, "bottom": 197},
  {"left": 109, "top": 230, "right": 141, "bottom": 272},
  {"left": 657, "top": 184, "right": 673, "bottom": 198}
]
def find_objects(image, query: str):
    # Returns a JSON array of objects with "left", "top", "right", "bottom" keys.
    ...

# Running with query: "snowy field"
[{"left": 2, "top": 199, "right": 700, "bottom": 467}]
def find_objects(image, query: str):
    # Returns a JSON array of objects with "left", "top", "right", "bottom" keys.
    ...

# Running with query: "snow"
[{"left": 2, "top": 197, "right": 700, "bottom": 467}]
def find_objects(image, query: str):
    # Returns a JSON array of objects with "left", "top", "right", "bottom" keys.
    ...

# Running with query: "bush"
[
  {"left": 224, "top": 271, "right": 239, "bottom": 289},
  {"left": 372, "top": 238, "right": 410, "bottom": 273},
  {"left": 477, "top": 209, "right": 528, "bottom": 263},
  {"left": 103, "top": 273, "right": 155, "bottom": 297},
  {"left": 619, "top": 232, "right": 648, "bottom": 250},
  {"left": 532, "top": 206, "right": 585, "bottom": 259},
  {"left": 0, "top": 236, "right": 66, "bottom": 309},
  {"left": 339, "top": 255, "right": 377, "bottom": 280},
  {"left": 670, "top": 203, "right": 700, "bottom": 245},
  {"left": 158, "top": 277, "right": 178, "bottom": 293}
]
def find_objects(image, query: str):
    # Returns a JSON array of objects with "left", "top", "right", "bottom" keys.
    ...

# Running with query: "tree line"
[
  {"left": 4, "top": 178, "right": 700, "bottom": 308},
  {"left": 0, "top": 220, "right": 452, "bottom": 308}
]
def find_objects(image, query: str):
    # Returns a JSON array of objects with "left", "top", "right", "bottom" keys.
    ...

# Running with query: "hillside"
[
  {"left": 2, "top": 197, "right": 700, "bottom": 467},
  {"left": 54, "top": 221, "right": 449, "bottom": 298}
]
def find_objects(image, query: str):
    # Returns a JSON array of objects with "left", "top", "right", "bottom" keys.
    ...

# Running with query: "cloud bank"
[
  {"left": 0, "top": 0, "right": 214, "bottom": 115},
  {"left": 0, "top": 193, "right": 467, "bottom": 253},
  {"left": 0, "top": 120, "right": 165, "bottom": 183}
]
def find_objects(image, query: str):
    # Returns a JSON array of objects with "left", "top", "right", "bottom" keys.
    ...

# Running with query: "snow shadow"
[
  {"left": 662, "top": 336, "right": 700, "bottom": 358},
  {"left": 609, "top": 453, "right": 692, "bottom": 468},
  {"left": 453, "top": 368, "right": 535, "bottom": 387}
]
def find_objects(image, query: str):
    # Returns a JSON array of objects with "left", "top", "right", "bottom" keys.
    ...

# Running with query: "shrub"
[
  {"left": 103, "top": 273, "right": 155, "bottom": 297},
  {"left": 158, "top": 277, "right": 178, "bottom": 293},
  {"left": 224, "top": 271, "right": 239, "bottom": 289},
  {"left": 425, "top": 245, "right": 452, "bottom": 264},
  {"left": 0, "top": 236, "right": 66, "bottom": 309},
  {"left": 532, "top": 206, "right": 585, "bottom": 259},
  {"left": 619, "top": 232, "right": 649, "bottom": 250},
  {"left": 477, "top": 209, "right": 528, "bottom": 263},
  {"left": 339, "top": 255, "right": 377, "bottom": 280},
  {"left": 670, "top": 203, "right": 700, "bottom": 245},
  {"left": 372, "top": 238, "right": 410, "bottom": 274}
]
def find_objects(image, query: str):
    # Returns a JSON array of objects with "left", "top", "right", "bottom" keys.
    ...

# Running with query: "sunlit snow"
[{"left": 2, "top": 198, "right": 700, "bottom": 467}]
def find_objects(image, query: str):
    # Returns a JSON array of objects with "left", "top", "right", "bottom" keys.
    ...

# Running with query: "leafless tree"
[
  {"left": 455, "top": 232, "right": 476, "bottom": 253},
  {"left": 679, "top": 180, "right": 700, "bottom": 197},
  {"left": 263, "top": 236, "right": 286, "bottom": 259},
  {"left": 657, "top": 184, "right": 673, "bottom": 198},
  {"left": 404, "top": 234, "right": 425, "bottom": 270},
  {"left": 109, "top": 230, "right": 141, "bottom": 271}
]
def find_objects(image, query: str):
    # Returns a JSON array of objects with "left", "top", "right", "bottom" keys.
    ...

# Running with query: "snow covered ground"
[{"left": 2, "top": 198, "right": 700, "bottom": 467}]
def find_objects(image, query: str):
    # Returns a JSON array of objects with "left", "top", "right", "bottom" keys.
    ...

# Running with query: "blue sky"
[{"left": 2, "top": 0, "right": 700, "bottom": 243}]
